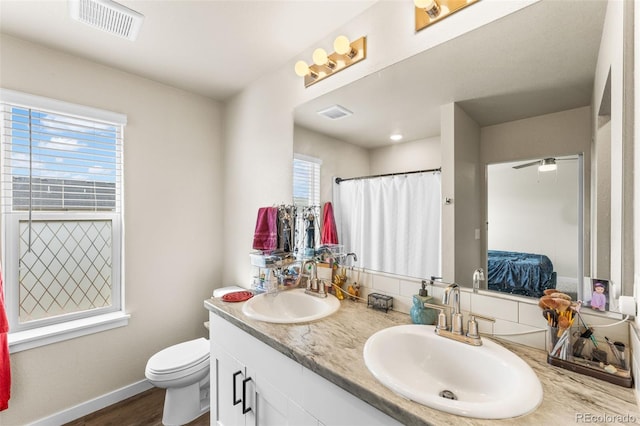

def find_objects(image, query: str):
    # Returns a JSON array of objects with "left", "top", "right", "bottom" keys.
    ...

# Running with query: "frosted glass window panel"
[{"left": 18, "top": 219, "right": 113, "bottom": 322}]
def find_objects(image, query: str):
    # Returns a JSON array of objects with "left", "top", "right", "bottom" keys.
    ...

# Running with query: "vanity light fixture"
[
  {"left": 414, "top": 0, "right": 480, "bottom": 32},
  {"left": 294, "top": 36, "right": 367, "bottom": 88},
  {"left": 538, "top": 158, "right": 558, "bottom": 172}
]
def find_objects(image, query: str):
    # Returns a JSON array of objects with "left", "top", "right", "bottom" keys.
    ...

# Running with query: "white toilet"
[{"left": 145, "top": 337, "right": 210, "bottom": 425}]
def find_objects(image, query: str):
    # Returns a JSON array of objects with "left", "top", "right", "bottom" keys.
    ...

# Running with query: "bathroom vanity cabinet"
[
  {"left": 206, "top": 296, "right": 640, "bottom": 425},
  {"left": 208, "top": 312, "right": 401, "bottom": 426}
]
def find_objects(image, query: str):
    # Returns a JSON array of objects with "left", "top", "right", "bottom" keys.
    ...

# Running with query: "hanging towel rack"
[{"left": 335, "top": 167, "right": 441, "bottom": 184}]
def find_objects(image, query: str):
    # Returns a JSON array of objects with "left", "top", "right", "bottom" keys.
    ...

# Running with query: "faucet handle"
[
  {"left": 468, "top": 313, "right": 495, "bottom": 323},
  {"left": 423, "top": 302, "right": 451, "bottom": 331},
  {"left": 466, "top": 313, "right": 495, "bottom": 339}
]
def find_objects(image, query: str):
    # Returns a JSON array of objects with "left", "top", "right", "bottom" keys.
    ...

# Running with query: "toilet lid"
[{"left": 147, "top": 337, "right": 209, "bottom": 375}]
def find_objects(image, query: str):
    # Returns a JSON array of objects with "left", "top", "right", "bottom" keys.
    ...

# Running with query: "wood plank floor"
[{"left": 64, "top": 387, "right": 210, "bottom": 426}]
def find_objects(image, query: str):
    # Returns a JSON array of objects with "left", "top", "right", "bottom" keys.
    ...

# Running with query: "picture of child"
[{"left": 590, "top": 279, "right": 608, "bottom": 311}]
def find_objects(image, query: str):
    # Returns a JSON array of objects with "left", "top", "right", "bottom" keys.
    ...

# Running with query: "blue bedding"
[{"left": 487, "top": 250, "right": 556, "bottom": 298}]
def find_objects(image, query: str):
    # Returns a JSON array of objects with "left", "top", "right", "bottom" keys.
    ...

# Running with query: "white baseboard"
[{"left": 29, "top": 380, "right": 154, "bottom": 426}]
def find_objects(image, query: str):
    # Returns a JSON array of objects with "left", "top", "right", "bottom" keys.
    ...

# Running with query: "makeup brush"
[{"left": 557, "top": 315, "right": 570, "bottom": 338}]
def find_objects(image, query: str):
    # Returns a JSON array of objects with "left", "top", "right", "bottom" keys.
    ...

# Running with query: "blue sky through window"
[{"left": 9, "top": 107, "right": 118, "bottom": 183}]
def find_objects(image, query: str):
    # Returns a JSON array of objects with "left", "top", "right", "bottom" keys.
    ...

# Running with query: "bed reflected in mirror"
[{"left": 486, "top": 155, "right": 582, "bottom": 300}]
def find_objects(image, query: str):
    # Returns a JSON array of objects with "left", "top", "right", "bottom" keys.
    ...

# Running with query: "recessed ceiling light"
[{"left": 390, "top": 133, "right": 403, "bottom": 142}]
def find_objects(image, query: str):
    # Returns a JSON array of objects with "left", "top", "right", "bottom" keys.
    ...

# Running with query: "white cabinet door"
[
  {"left": 212, "top": 345, "right": 253, "bottom": 426},
  {"left": 252, "top": 369, "right": 291, "bottom": 426}
]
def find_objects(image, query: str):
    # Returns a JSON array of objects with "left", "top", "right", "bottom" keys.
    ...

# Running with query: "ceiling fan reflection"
[{"left": 512, "top": 157, "right": 574, "bottom": 171}]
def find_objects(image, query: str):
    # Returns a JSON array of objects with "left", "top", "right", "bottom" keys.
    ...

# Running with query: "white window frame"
[
  {"left": 293, "top": 153, "right": 321, "bottom": 207},
  {"left": 1, "top": 89, "right": 129, "bottom": 353}
]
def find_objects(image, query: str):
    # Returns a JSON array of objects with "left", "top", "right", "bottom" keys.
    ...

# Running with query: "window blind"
[
  {"left": 293, "top": 154, "right": 321, "bottom": 207},
  {"left": 1, "top": 92, "right": 123, "bottom": 212}
]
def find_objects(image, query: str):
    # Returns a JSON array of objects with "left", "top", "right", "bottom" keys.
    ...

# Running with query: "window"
[
  {"left": 1, "top": 89, "right": 127, "bottom": 349},
  {"left": 292, "top": 153, "right": 321, "bottom": 207}
]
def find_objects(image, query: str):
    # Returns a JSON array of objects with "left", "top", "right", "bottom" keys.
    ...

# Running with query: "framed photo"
[{"left": 587, "top": 278, "right": 609, "bottom": 312}]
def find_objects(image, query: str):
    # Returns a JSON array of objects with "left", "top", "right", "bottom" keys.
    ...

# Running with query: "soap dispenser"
[{"left": 410, "top": 281, "right": 437, "bottom": 325}]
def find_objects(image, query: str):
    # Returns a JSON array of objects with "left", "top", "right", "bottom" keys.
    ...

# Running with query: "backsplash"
[{"left": 352, "top": 269, "right": 629, "bottom": 352}]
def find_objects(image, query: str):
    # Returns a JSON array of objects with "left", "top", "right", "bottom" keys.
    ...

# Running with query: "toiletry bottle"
[{"left": 410, "top": 281, "right": 437, "bottom": 325}]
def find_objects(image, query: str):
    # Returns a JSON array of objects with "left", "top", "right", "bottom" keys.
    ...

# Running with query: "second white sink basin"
[
  {"left": 242, "top": 288, "right": 340, "bottom": 323},
  {"left": 363, "top": 324, "right": 543, "bottom": 419}
]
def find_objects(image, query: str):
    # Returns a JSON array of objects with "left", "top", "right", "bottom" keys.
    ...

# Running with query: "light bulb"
[
  {"left": 538, "top": 164, "right": 558, "bottom": 172},
  {"left": 334, "top": 35, "right": 352, "bottom": 56},
  {"left": 312, "top": 48, "right": 328, "bottom": 66},
  {"left": 294, "top": 60, "right": 310, "bottom": 77},
  {"left": 414, "top": 0, "right": 435, "bottom": 9},
  {"left": 390, "top": 133, "right": 403, "bottom": 142},
  {"left": 415, "top": 0, "right": 440, "bottom": 18},
  {"left": 538, "top": 158, "right": 557, "bottom": 172}
]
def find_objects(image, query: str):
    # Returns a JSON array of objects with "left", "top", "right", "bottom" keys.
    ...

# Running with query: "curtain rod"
[{"left": 335, "top": 168, "right": 441, "bottom": 184}]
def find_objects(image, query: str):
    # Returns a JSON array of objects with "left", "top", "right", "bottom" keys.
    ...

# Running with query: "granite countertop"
[{"left": 205, "top": 295, "right": 640, "bottom": 425}]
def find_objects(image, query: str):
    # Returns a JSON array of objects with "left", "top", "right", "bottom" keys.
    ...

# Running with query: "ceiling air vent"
[
  {"left": 317, "top": 105, "right": 353, "bottom": 120},
  {"left": 69, "top": 0, "right": 144, "bottom": 41}
]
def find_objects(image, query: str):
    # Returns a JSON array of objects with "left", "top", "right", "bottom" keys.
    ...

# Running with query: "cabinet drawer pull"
[
  {"left": 242, "top": 377, "right": 253, "bottom": 414},
  {"left": 232, "top": 370, "right": 242, "bottom": 406}
]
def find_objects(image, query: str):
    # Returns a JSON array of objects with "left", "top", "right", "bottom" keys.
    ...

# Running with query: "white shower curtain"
[{"left": 333, "top": 172, "right": 441, "bottom": 279}]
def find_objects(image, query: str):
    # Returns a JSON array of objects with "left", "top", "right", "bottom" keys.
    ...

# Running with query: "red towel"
[
  {"left": 252, "top": 207, "right": 278, "bottom": 251},
  {"left": 321, "top": 202, "right": 339, "bottom": 245},
  {"left": 0, "top": 260, "right": 10, "bottom": 411}
]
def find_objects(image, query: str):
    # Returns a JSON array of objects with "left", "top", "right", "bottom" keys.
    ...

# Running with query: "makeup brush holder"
[{"left": 546, "top": 326, "right": 632, "bottom": 388}]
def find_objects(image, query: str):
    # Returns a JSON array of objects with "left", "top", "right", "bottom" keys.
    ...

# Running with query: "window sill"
[{"left": 8, "top": 311, "right": 130, "bottom": 354}]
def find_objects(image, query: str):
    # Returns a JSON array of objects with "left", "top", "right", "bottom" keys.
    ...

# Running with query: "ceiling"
[
  {"left": 294, "top": 0, "right": 607, "bottom": 148},
  {"left": 0, "top": 0, "right": 377, "bottom": 100}
]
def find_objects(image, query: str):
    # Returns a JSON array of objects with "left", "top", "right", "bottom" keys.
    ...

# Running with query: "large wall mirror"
[{"left": 293, "top": 0, "right": 621, "bottom": 302}]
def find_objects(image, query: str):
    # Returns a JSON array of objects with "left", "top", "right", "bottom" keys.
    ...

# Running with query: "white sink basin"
[
  {"left": 242, "top": 288, "right": 340, "bottom": 323},
  {"left": 363, "top": 324, "right": 543, "bottom": 419}
]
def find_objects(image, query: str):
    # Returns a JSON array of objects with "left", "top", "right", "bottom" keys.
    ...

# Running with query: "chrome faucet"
[
  {"left": 442, "top": 284, "right": 462, "bottom": 334},
  {"left": 472, "top": 268, "right": 485, "bottom": 293},
  {"left": 301, "top": 260, "right": 326, "bottom": 298},
  {"left": 423, "top": 283, "right": 495, "bottom": 346}
]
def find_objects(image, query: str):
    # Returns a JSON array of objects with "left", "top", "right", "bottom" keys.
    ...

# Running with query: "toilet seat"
[{"left": 146, "top": 337, "right": 210, "bottom": 382}]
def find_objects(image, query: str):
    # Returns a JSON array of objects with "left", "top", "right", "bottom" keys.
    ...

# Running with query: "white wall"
[
  {"left": 0, "top": 35, "right": 223, "bottom": 425},
  {"left": 633, "top": 0, "right": 640, "bottom": 405},
  {"left": 369, "top": 136, "right": 441, "bottom": 175},
  {"left": 593, "top": 0, "right": 628, "bottom": 298},
  {"left": 480, "top": 107, "right": 592, "bottom": 164},
  {"left": 441, "top": 104, "right": 483, "bottom": 286},
  {"left": 635, "top": 0, "right": 640, "bottom": 320}
]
